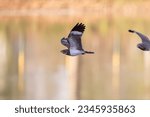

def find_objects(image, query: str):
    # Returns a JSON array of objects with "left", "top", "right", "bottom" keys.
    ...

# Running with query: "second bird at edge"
[{"left": 129, "top": 29, "right": 150, "bottom": 51}]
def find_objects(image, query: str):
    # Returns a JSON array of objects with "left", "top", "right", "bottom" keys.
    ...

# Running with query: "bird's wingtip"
[{"left": 128, "top": 29, "right": 135, "bottom": 33}]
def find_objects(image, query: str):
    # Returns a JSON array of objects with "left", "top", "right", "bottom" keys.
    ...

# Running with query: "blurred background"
[{"left": 0, "top": 0, "right": 150, "bottom": 99}]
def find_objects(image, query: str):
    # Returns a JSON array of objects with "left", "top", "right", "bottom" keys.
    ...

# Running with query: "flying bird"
[
  {"left": 128, "top": 29, "right": 150, "bottom": 51},
  {"left": 60, "top": 23, "right": 94, "bottom": 56}
]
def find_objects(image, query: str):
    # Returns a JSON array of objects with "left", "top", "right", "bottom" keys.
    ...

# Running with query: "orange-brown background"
[{"left": 0, "top": 0, "right": 150, "bottom": 99}]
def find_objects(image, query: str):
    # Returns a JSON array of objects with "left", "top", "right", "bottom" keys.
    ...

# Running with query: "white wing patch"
[{"left": 70, "top": 31, "right": 82, "bottom": 36}]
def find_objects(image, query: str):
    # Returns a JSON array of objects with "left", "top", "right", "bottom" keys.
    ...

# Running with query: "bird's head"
[
  {"left": 61, "top": 37, "right": 65, "bottom": 40},
  {"left": 60, "top": 49, "right": 70, "bottom": 55}
]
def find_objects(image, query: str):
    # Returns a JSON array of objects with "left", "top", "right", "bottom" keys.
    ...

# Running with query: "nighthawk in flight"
[
  {"left": 60, "top": 23, "right": 94, "bottom": 56},
  {"left": 129, "top": 29, "right": 150, "bottom": 51}
]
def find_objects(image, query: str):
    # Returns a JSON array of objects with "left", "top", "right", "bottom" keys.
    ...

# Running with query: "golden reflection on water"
[
  {"left": 65, "top": 56, "right": 80, "bottom": 100},
  {"left": 18, "top": 50, "right": 24, "bottom": 94},
  {"left": 112, "top": 48, "right": 120, "bottom": 99},
  {"left": 144, "top": 52, "right": 150, "bottom": 98}
]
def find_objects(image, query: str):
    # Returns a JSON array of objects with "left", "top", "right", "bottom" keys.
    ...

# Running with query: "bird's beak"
[
  {"left": 60, "top": 50, "right": 66, "bottom": 54},
  {"left": 60, "top": 50, "right": 63, "bottom": 53}
]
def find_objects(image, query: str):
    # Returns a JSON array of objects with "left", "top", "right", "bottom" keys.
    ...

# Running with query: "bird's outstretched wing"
[
  {"left": 68, "top": 23, "right": 86, "bottom": 50},
  {"left": 128, "top": 30, "right": 150, "bottom": 43}
]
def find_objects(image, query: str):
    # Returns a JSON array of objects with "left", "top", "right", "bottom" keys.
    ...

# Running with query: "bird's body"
[
  {"left": 60, "top": 23, "right": 94, "bottom": 56},
  {"left": 128, "top": 29, "right": 150, "bottom": 51},
  {"left": 70, "top": 49, "right": 84, "bottom": 56}
]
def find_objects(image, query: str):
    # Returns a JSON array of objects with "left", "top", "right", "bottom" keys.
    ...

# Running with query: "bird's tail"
[
  {"left": 128, "top": 29, "right": 135, "bottom": 33},
  {"left": 85, "top": 51, "right": 94, "bottom": 54}
]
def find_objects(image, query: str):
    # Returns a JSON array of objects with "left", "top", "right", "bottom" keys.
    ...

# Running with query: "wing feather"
[{"left": 68, "top": 23, "right": 86, "bottom": 50}]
